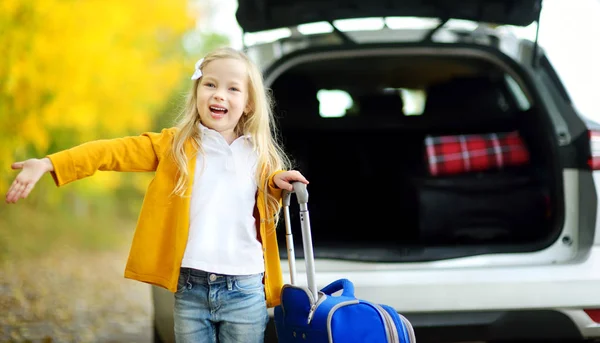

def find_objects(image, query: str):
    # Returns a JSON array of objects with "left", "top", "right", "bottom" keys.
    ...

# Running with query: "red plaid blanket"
[{"left": 425, "top": 131, "right": 530, "bottom": 176}]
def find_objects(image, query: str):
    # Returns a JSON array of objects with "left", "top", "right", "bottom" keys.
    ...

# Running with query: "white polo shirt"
[{"left": 181, "top": 125, "right": 264, "bottom": 275}]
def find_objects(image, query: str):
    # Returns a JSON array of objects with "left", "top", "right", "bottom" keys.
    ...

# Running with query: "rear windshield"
[{"left": 270, "top": 54, "right": 531, "bottom": 125}]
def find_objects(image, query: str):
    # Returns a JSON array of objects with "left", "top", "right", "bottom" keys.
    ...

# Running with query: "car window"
[
  {"left": 317, "top": 89, "right": 353, "bottom": 118},
  {"left": 504, "top": 74, "right": 531, "bottom": 111},
  {"left": 270, "top": 53, "right": 531, "bottom": 125},
  {"left": 400, "top": 89, "right": 426, "bottom": 116},
  {"left": 316, "top": 88, "right": 426, "bottom": 118}
]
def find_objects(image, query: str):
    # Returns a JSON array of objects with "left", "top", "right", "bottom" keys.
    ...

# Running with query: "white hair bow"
[{"left": 190, "top": 58, "right": 204, "bottom": 80}]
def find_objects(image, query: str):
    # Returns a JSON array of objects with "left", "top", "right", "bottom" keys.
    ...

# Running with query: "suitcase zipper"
[
  {"left": 399, "top": 314, "right": 417, "bottom": 342},
  {"left": 307, "top": 293, "right": 327, "bottom": 324},
  {"left": 281, "top": 285, "right": 328, "bottom": 325},
  {"left": 280, "top": 285, "right": 320, "bottom": 319},
  {"left": 374, "top": 304, "right": 400, "bottom": 342},
  {"left": 325, "top": 301, "right": 399, "bottom": 343}
]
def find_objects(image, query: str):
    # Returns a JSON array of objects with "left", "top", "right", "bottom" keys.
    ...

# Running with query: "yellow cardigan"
[{"left": 47, "top": 127, "right": 285, "bottom": 308}]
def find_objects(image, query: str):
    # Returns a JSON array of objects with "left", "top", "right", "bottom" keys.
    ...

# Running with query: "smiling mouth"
[{"left": 209, "top": 105, "right": 228, "bottom": 117}]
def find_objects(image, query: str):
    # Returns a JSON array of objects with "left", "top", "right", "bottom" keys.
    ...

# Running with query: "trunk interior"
[{"left": 270, "top": 47, "right": 561, "bottom": 262}]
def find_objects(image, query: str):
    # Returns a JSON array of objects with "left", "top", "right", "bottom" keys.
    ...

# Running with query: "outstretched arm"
[
  {"left": 5, "top": 128, "right": 176, "bottom": 204},
  {"left": 47, "top": 131, "right": 169, "bottom": 186}
]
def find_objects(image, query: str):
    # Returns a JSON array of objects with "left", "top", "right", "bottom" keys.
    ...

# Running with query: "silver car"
[{"left": 154, "top": 0, "right": 600, "bottom": 341}]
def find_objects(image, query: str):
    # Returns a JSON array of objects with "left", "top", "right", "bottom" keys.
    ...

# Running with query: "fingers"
[
  {"left": 5, "top": 180, "right": 31, "bottom": 204},
  {"left": 5, "top": 181, "right": 22, "bottom": 204},
  {"left": 11, "top": 161, "right": 25, "bottom": 170},
  {"left": 285, "top": 182, "right": 294, "bottom": 191},
  {"left": 14, "top": 182, "right": 26, "bottom": 201},
  {"left": 279, "top": 170, "right": 309, "bottom": 191},
  {"left": 274, "top": 170, "right": 310, "bottom": 191},
  {"left": 21, "top": 183, "right": 35, "bottom": 199},
  {"left": 287, "top": 170, "right": 309, "bottom": 184},
  {"left": 5, "top": 179, "right": 18, "bottom": 203},
  {"left": 7, "top": 182, "right": 24, "bottom": 203}
]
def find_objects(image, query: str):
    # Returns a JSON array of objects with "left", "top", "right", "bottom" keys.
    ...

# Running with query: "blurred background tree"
[{"left": 0, "top": 0, "right": 229, "bottom": 258}]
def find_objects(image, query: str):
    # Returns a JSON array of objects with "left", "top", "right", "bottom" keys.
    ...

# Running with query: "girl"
[{"left": 5, "top": 47, "right": 309, "bottom": 343}]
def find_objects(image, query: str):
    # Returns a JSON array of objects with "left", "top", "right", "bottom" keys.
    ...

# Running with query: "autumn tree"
[{"left": 1, "top": 1, "right": 228, "bottom": 210}]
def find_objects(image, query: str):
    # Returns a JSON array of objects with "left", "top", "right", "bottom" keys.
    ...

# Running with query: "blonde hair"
[{"left": 170, "top": 47, "right": 291, "bottom": 220}]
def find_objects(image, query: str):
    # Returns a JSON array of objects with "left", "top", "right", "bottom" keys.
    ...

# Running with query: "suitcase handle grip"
[
  {"left": 282, "top": 182, "right": 308, "bottom": 206},
  {"left": 320, "top": 278, "right": 355, "bottom": 298},
  {"left": 282, "top": 181, "right": 318, "bottom": 303}
]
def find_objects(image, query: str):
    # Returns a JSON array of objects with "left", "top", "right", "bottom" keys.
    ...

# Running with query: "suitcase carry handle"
[
  {"left": 282, "top": 182, "right": 318, "bottom": 303},
  {"left": 320, "top": 278, "right": 355, "bottom": 298}
]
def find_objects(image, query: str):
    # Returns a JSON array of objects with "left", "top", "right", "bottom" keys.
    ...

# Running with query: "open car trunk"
[{"left": 269, "top": 44, "right": 563, "bottom": 262}]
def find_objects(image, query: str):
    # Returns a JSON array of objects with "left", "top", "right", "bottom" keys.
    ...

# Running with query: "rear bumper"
[
  {"left": 406, "top": 310, "right": 583, "bottom": 342},
  {"left": 275, "top": 246, "right": 600, "bottom": 340}
]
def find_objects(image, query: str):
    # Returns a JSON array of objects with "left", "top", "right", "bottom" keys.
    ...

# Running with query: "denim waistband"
[{"left": 179, "top": 267, "right": 262, "bottom": 284}]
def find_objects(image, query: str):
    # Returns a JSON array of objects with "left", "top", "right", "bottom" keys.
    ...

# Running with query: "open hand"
[
  {"left": 273, "top": 170, "right": 309, "bottom": 191},
  {"left": 5, "top": 158, "right": 54, "bottom": 204}
]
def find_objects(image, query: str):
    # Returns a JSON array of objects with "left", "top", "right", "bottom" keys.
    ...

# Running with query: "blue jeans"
[{"left": 173, "top": 268, "right": 269, "bottom": 343}]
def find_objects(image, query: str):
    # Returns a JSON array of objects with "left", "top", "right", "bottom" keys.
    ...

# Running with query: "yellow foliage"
[{"left": 0, "top": 0, "right": 198, "bottom": 203}]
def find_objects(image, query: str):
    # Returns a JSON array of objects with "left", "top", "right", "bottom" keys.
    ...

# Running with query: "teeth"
[{"left": 210, "top": 106, "right": 226, "bottom": 111}]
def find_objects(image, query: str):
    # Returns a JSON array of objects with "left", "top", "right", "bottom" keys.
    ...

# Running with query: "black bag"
[{"left": 416, "top": 173, "right": 549, "bottom": 244}]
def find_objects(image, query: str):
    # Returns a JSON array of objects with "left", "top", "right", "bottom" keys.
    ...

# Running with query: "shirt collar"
[{"left": 198, "top": 122, "right": 252, "bottom": 140}]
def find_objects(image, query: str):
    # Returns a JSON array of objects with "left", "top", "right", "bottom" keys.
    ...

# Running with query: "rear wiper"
[
  {"left": 329, "top": 20, "right": 356, "bottom": 45},
  {"left": 422, "top": 18, "right": 449, "bottom": 42}
]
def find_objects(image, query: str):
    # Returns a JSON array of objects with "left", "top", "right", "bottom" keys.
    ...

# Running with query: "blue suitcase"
[{"left": 274, "top": 183, "right": 416, "bottom": 342}]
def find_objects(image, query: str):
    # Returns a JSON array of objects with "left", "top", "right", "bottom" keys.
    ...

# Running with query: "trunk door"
[{"left": 237, "top": 0, "right": 542, "bottom": 33}]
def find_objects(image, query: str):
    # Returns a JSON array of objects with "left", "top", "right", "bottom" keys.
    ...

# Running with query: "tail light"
[
  {"left": 584, "top": 309, "right": 600, "bottom": 323},
  {"left": 588, "top": 130, "right": 600, "bottom": 170}
]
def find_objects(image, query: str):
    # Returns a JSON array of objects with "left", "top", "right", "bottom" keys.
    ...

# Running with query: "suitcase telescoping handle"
[{"left": 282, "top": 182, "right": 318, "bottom": 302}]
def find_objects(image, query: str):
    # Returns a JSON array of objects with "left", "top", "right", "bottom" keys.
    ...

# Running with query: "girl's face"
[{"left": 196, "top": 58, "right": 251, "bottom": 141}]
